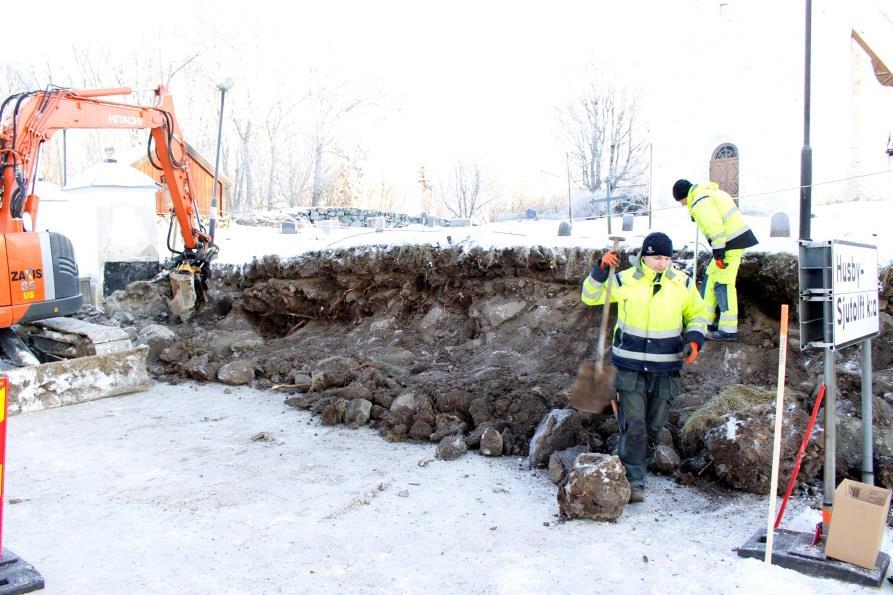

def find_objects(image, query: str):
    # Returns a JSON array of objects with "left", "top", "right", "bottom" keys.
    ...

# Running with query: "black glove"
[{"left": 590, "top": 250, "right": 618, "bottom": 283}]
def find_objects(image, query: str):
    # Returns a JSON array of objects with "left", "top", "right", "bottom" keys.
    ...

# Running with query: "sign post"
[{"left": 799, "top": 239, "right": 880, "bottom": 533}]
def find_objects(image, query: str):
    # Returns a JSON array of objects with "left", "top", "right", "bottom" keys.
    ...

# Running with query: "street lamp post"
[
  {"left": 210, "top": 77, "right": 234, "bottom": 242},
  {"left": 647, "top": 142, "right": 653, "bottom": 230},
  {"left": 565, "top": 152, "right": 573, "bottom": 226}
]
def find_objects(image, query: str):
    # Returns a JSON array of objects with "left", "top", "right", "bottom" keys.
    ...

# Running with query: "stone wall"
[{"left": 234, "top": 207, "right": 452, "bottom": 228}]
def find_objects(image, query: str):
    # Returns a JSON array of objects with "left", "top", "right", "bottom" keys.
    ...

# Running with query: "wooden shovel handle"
[{"left": 595, "top": 237, "right": 622, "bottom": 371}]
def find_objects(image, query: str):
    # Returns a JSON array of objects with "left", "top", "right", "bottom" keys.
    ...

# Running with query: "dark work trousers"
[{"left": 614, "top": 369, "right": 681, "bottom": 488}]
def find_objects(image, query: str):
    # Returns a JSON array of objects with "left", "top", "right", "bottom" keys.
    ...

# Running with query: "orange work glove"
[
  {"left": 714, "top": 258, "right": 727, "bottom": 270},
  {"left": 679, "top": 341, "right": 699, "bottom": 364},
  {"left": 600, "top": 250, "right": 619, "bottom": 270}
]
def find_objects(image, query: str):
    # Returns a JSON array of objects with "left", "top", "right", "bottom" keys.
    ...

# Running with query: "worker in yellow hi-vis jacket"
[{"left": 672, "top": 179, "right": 759, "bottom": 342}]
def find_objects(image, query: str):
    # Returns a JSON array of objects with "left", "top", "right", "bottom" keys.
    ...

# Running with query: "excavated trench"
[{"left": 103, "top": 246, "right": 893, "bottom": 497}]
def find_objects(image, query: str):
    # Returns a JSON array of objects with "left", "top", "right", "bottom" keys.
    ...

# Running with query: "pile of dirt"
[{"left": 100, "top": 246, "right": 893, "bottom": 494}]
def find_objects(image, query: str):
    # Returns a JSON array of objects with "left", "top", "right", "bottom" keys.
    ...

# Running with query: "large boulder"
[
  {"left": 557, "top": 453, "right": 630, "bottom": 521},
  {"left": 528, "top": 409, "right": 581, "bottom": 468},
  {"left": 704, "top": 403, "right": 823, "bottom": 494}
]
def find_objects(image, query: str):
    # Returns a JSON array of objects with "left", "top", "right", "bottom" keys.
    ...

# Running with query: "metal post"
[
  {"left": 62, "top": 129, "right": 68, "bottom": 187},
  {"left": 823, "top": 347, "right": 836, "bottom": 534},
  {"left": 210, "top": 78, "right": 234, "bottom": 242},
  {"left": 694, "top": 227, "right": 700, "bottom": 282},
  {"left": 606, "top": 177, "right": 613, "bottom": 234},
  {"left": 648, "top": 142, "right": 653, "bottom": 230},
  {"left": 566, "top": 152, "right": 573, "bottom": 225},
  {"left": 862, "top": 338, "right": 874, "bottom": 485},
  {"left": 799, "top": 0, "right": 813, "bottom": 241}
]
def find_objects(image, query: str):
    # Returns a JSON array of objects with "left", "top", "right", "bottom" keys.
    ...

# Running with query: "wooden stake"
[{"left": 765, "top": 304, "right": 790, "bottom": 567}]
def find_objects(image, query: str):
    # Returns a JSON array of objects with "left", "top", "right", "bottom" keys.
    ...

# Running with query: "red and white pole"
[{"left": 0, "top": 376, "right": 8, "bottom": 556}]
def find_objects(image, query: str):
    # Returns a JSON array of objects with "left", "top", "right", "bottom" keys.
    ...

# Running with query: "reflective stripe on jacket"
[
  {"left": 685, "top": 182, "right": 758, "bottom": 251},
  {"left": 581, "top": 259, "right": 707, "bottom": 373}
]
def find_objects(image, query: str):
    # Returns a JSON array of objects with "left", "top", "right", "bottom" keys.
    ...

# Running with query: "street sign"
[
  {"left": 831, "top": 241, "right": 879, "bottom": 349},
  {"left": 798, "top": 239, "right": 879, "bottom": 350}
]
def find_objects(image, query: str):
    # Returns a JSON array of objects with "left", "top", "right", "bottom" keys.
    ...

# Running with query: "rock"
[
  {"left": 480, "top": 428, "right": 504, "bottom": 456},
  {"left": 390, "top": 392, "right": 417, "bottom": 413},
  {"left": 465, "top": 421, "right": 507, "bottom": 448},
  {"left": 321, "top": 400, "right": 347, "bottom": 425},
  {"left": 558, "top": 221, "right": 571, "bottom": 236},
  {"left": 285, "top": 393, "right": 322, "bottom": 410},
  {"left": 104, "top": 280, "right": 168, "bottom": 320},
  {"left": 528, "top": 409, "right": 582, "bottom": 468},
  {"left": 344, "top": 398, "right": 373, "bottom": 426},
  {"left": 469, "top": 397, "right": 492, "bottom": 426},
  {"left": 137, "top": 324, "right": 176, "bottom": 359},
  {"left": 372, "top": 390, "right": 396, "bottom": 409},
  {"left": 370, "top": 404, "right": 388, "bottom": 420},
  {"left": 330, "top": 382, "right": 374, "bottom": 401},
  {"left": 836, "top": 415, "right": 893, "bottom": 469},
  {"left": 436, "top": 434, "right": 467, "bottom": 460},
  {"left": 217, "top": 360, "right": 256, "bottom": 385},
  {"left": 184, "top": 354, "right": 215, "bottom": 381},
  {"left": 877, "top": 455, "right": 893, "bottom": 489},
  {"left": 206, "top": 330, "right": 263, "bottom": 358},
  {"left": 648, "top": 444, "right": 681, "bottom": 475},
  {"left": 704, "top": 403, "right": 823, "bottom": 494},
  {"left": 475, "top": 299, "right": 527, "bottom": 329},
  {"left": 435, "top": 389, "right": 473, "bottom": 415},
  {"left": 557, "top": 453, "right": 630, "bottom": 521},
  {"left": 311, "top": 356, "right": 359, "bottom": 390},
  {"left": 409, "top": 420, "right": 434, "bottom": 441},
  {"left": 548, "top": 446, "right": 590, "bottom": 486},
  {"left": 430, "top": 413, "right": 468, "bottom": 442}
]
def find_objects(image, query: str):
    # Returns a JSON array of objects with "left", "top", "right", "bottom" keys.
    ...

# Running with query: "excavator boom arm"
[{"left": 0, "top": 86, "right": 212, "bottom": 254}]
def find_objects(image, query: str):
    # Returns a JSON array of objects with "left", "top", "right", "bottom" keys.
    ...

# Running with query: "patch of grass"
[{"left": 680, "top": 384, "right": 774, "bottom": 445}]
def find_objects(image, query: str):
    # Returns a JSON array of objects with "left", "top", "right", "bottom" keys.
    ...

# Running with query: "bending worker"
[
  {"left": 672, "top": 179, "right": 759, "bottom": 342},
  {"left": 581, "top": 232, "right": 707, "bottom": 502}
]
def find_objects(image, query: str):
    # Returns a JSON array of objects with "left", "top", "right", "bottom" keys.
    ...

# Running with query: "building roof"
[{"left": 65, "top": 160, "right": 160, "bottom": 190}]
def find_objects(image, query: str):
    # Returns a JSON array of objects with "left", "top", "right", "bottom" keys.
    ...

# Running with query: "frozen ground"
[{"left": 4, "top": 382, "right": 888, "bottom": 594}]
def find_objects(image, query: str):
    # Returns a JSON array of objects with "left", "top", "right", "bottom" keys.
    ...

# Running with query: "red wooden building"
[{"left": 131, "top": 143, "right": 231, "bottom": 220}]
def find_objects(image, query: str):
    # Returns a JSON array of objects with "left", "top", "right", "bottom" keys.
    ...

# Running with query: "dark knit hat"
[
  {"left": 641, "top": 232, "right": 673, "bottom": 257},
  {"left": 672, "top": 179, "right": 693, "bottom": 201}
]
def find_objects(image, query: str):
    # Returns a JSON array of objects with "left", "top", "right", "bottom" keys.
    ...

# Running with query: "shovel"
[{"left": 570, "top": 235, "right": 625, "bottom": 414}]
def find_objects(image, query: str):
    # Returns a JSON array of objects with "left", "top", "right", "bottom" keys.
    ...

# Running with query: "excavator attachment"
[{"left": 169, "top": 270, "right": 199, "bottom": 317}]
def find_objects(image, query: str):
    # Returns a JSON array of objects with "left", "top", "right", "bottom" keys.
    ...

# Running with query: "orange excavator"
[{"left": 0, "top": 85, "right": 219, "bottom": 408}]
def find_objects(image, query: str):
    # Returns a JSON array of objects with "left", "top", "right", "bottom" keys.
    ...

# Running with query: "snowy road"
[{"left": 4, "top": 382, "right": 885, "bottom": 594}]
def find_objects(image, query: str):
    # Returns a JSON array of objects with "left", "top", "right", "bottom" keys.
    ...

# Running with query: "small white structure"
[{"left": 37, "top": 154, "right": 160, "bottom": 302}]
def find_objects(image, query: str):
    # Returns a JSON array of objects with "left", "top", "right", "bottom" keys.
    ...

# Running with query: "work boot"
[
  {"left": 707, "top": 330, "right": 737, "bottom": 342},
  {"left": 628, "top": 487, "right": 645, "bottom": 503}
]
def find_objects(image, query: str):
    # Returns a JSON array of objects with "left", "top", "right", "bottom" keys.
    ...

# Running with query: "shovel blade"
[{"left": 569, "top": 361, "right": 617, "bottom": 413}]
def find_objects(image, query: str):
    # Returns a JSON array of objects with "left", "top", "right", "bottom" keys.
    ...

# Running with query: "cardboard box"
[{"left": 825, "top": 479, "right": 891, "bottom": 569}]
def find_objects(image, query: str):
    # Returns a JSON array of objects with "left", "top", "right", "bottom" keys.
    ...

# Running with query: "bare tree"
[
  {"left": 435, "top": 160, "right": 496, "bottom": 219},
  {"left": 278, "top": 137, "right": 313, "bottom": 207},
  {"left": 559, "top": 73, "right": 646, "bottom": 194},
  {"left": 305, "top": 70, "right": 369, "bottom": 207}
]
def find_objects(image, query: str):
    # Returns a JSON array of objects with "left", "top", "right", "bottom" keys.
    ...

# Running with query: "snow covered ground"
[
  {"left": 5, "top": 382, "right": 887, "bottom": 594},
  {"left": 211, "top": 200, "right": 893, "bottom": 268}
]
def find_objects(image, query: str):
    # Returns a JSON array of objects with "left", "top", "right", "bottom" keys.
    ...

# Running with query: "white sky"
[{"left": 4, "top": 0, "right": 691, "bottom": 199}]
